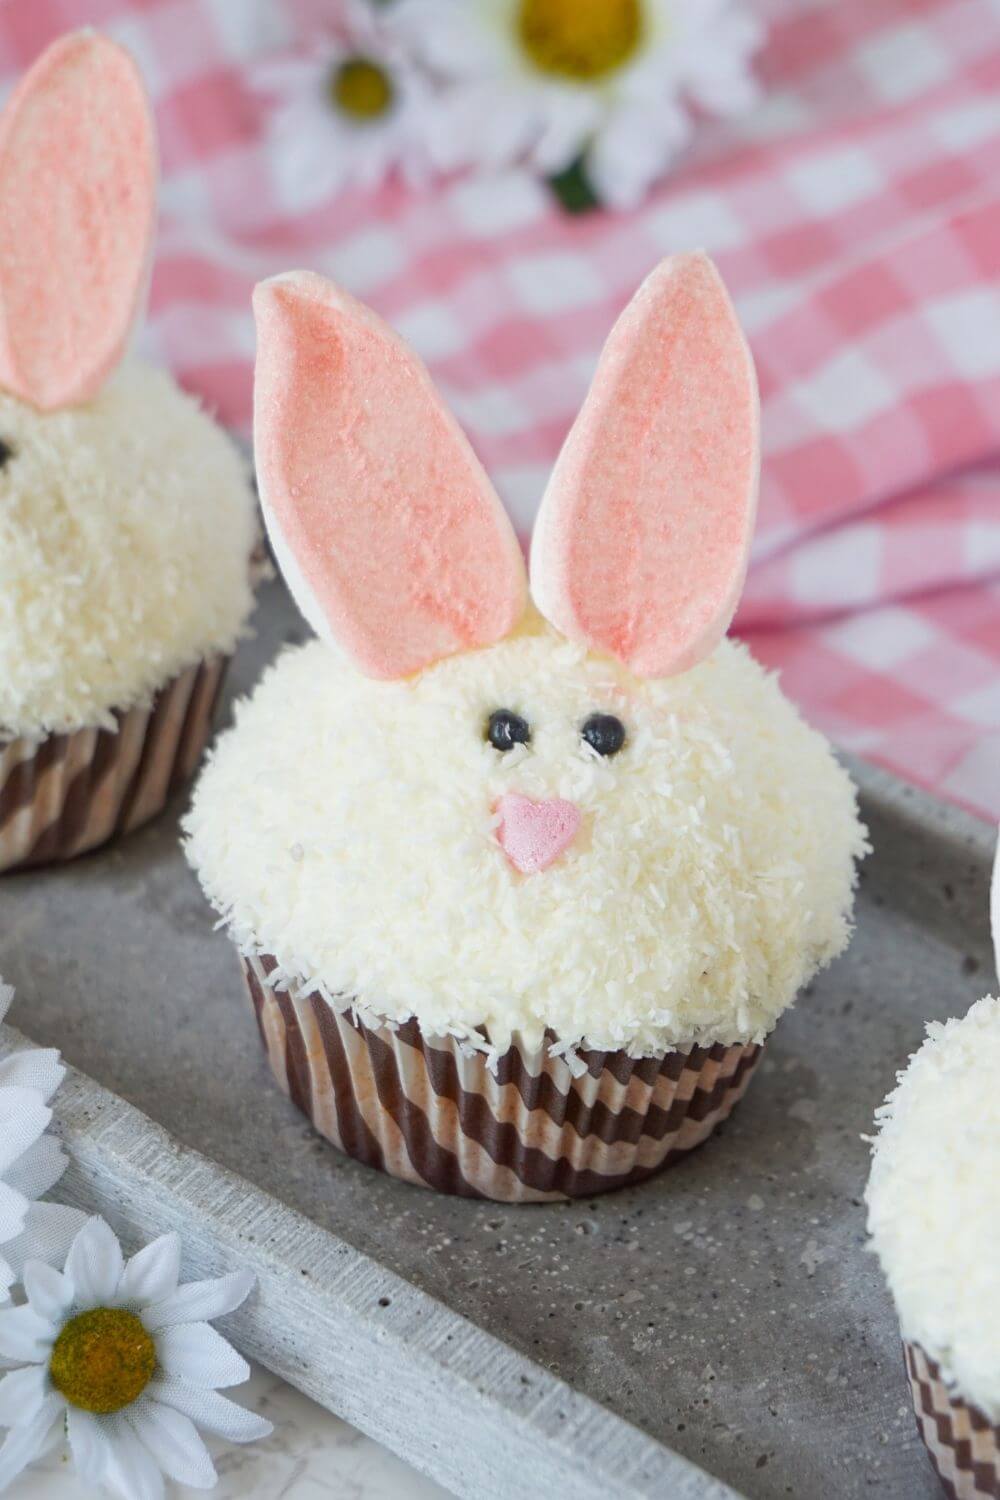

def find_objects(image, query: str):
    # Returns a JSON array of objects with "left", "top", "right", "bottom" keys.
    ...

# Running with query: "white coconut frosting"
[
  {"left": 866, "top": 997, "right": 1000, "bottom": 1422},
  {"left": 185, "top": 614, "right": 866, "bottom": 1057},
  {"left": 0, "top": 360, "right": 257, "bottom": 738}
]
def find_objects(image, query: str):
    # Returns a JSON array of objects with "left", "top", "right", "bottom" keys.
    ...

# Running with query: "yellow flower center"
[
  {"left": 330, "top": 56, "right": 395, "bottom": 121},
  {"left": 517, "top": 0, "right": 644, "bottom": 81},
  {"left": 49, "top": 1308, "right": 156, "bottom": 1415}
]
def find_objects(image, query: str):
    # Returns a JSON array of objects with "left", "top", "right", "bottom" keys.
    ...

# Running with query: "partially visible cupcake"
[
  {"left": 0, "top": 32, "right": 257, "bottom": 872},
  {"left": 866, "top": 994, "right": 1000, "bottom": 1499},
  {"left": 185, "top": 256, "right": 866, "bottom": 1203}
]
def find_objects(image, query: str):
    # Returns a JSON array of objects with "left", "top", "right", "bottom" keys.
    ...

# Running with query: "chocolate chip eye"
[
  {"left": 0, "top": 439, "right": 14, "bottom": 469},
  {"left": 487, "top": 708, "right": 531, "bottom": 752},
  {"left": 581, "top": 713, "right": 626, "bottom": 757}
]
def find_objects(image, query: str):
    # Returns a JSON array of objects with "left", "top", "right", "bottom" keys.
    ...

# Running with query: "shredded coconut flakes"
[
  {"left": 0, "top": 361, "right": 257, "bottom": 738},
  {"left": 866, "top": 997, "right": 1000, "bottom": 1421},
  {"left": 185, "top": 615, "right": 866, "bottom": 1057}
]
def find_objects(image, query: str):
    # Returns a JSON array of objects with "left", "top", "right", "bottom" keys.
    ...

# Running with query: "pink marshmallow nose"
[{"left": 495, "top": 793, "right": 581, "bottom": 875}]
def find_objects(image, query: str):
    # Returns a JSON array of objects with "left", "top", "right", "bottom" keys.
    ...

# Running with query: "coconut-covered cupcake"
[
  {"left": 0, "top": 32, "right": 257, "bottom": 872},
  {"left": 185, "top": 254, "right": 866, "bottom": 1202},
  {"left": 866, "top": 858, "right": 1000, "bottom": 1499}
]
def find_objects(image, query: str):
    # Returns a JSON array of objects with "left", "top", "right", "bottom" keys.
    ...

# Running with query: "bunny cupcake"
[
  {"left": 0, "top": 32, "right": 257, "bottom": 872},
  {"left": 866, "top": 844, "right": 1000, "bottom": 1499},
  {"left": 185, "top": 254, "right": 866, "bottom": 1202}
]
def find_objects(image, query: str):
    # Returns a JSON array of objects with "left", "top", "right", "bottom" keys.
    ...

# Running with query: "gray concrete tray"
[{"left": 1, "top": 579, "right": 994, "bottom": 1499}]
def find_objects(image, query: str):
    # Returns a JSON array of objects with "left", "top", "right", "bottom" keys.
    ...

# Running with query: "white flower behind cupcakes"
[
  {"left": 254, "top": 0, "right": 434, "bottom": 211},
  {"left": 395, "top": 0, "right": 762, "bottom": 208}
]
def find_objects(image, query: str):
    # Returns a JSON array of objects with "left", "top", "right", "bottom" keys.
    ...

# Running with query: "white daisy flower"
[
  {"left": 395, "top": 0, "right": 763, "bottom": 209},
  {"left": 0, "top": 1216, "right": 271, "bottom": 1498},
  {"left": 254, "top": 0, "right": 434, "bottom": 212},
  {"left": 0, "top": 982, "right": 84, "bottom": 1307}
]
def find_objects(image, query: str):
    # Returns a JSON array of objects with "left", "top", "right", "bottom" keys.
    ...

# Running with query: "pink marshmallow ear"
[
  {"left": 0, "top": 31, "right": 157, "bottom": 412},
  {"left": 991, "top": 826, "right": 999, "bottom": 984},
  {"left": 253, "top": 271, "right": 528, "bottom": 679},
  {"left": 530, "top": 254, "right": 759, "bottom": 679}
]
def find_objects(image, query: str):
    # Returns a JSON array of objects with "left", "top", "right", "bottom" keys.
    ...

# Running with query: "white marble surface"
[{"left": 19, "top": 1364, "right": 449, "bottom": 1500}]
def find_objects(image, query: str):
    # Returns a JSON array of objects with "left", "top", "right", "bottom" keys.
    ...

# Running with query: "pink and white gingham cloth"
[{"left": 2, "top": 0, "right": 998, "bottom": 818}]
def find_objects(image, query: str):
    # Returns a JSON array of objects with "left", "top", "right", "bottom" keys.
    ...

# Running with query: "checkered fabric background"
[{"left": 2, "top": 0, "right": 998, "bottom": 819}]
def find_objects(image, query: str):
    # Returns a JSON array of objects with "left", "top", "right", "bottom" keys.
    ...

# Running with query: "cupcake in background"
[
  {"left": 0, "top": 32, "right": 258, "bottom": 872},
  {"left": 185, "top": 254, "right": 866, "bottom": 1203},
  {"left": 866, "top": 834, "right": 1000, "bottom": 1499}
]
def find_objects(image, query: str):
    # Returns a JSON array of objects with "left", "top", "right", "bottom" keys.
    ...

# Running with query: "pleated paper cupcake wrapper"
[
  {"left": 0, "top": 656, "right": 227, "bottom": 873},
  {"left": 905, "top": 1343, "right": 1000, "bottom": 1499},
  {"left": 242, "top": 953, "right": 764, "bottom": 1203}
]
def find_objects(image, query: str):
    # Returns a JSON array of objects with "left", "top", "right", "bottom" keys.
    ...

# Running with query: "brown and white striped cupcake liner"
[
  {"left": 0, "top": 656, "right": 227, "bottom": 873},
  {"left": 242, "top": 953, "right": 764, "bottom": 1203},
  {"left": 905, "top": 1342, "right": 1000, "bottom": 1499}
]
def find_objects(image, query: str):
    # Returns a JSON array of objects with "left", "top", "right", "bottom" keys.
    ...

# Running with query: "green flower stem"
[{"left": 547, "top": 155, "right": 603, "bottom": 214}]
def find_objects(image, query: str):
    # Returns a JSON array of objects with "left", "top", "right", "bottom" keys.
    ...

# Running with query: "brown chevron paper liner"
[
  {"left": 905, "top": 1342, "right": 1000, "bottom": 1499},
  {"left": 0, "top": 656, "right": 227, "bottom": 873},
  {"left": 241, "top": 953, "right": 764, "bottom": 1202}
]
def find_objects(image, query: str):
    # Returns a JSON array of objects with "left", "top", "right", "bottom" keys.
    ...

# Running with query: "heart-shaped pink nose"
[{"left": 495, "top": 793, "right": 581, "bottom": 875}]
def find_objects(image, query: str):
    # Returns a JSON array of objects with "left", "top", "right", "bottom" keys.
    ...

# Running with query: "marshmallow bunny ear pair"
[
  {"left": 0, "top": 31, "right": 156, "bottom": 412},
  {"left": 254, "top": 253, "right": 759, "bottom": 681}
]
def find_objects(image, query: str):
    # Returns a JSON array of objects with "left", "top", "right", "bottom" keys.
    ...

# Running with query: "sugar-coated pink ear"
[
  {"left": 530, "top": 254, "right": 759, "bottom": 679},
  {"left": 253, "top": 272, "right": 528, "bottom": 679},
  {"left": 0, "top": 31, "right": 157, "bottom": 411},
  {"left": 991, "top": 826, "right": 999, "bottom": 983}
]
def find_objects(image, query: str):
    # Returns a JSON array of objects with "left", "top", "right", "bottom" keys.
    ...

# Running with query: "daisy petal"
[
  {"left": 119, "top": 1235, "right": 181, "bottom": 1309},
  {"left": 3, "top": 1135, "right": 68, "bottom": 1203},
  {"left": 268, "top": 104, "right": 348, "bottom": 210},
  {"left": 65, "top": 1217, "right": 124, "bottom": 1309},
  {"left": 588, "top": 99, "right": 690, "bottom": 211},
  {"left": 104, "top": 1415, "right": 165, "bottom": 1500},
  {"left": 0, "top": 1093, "right": 49, "bottom": 1177},
  {"left": 148, "top": 1377, "right": 273, "bottom": 1443},
  {"left": 0, "top": 983, "right": 12, "bottom": 1027},
  {"left": 0, "top": 1303, "right": 56, "bottom": 1362},
  {"left": 128, "top": 1399, "right": 217, "bottom": 1489},
  {"left": 0, "top": 1364, "right": 48, "bottom": 1425},
  {"left": 252, "top": 56, "right": 324, "bottom": 92},
  {"left": 3, "top": 1202, "right": 89, "bottom": 1281},
  {"left": 66, "top": 1407, "right": 113, "bottom": 1486},
  {"left": 23, "top": 1261, "right": 73, "bottom": 1324},
  {"left": 142, "top": 1269, "right": 255, "bottom": 1332},
  {"left": 531, "top": 92, "right": 601, "bottom": 175},
  {"left": 0, "top": 1394, "right": 62, "bottom": 1491},
  {"left": 0, "top": 1181, "right": 28, "bottom": 1251},
  {"left": 0, "top": 1048, "right": 65, "bottom": 1104},
  {"left": 444, "top": 81, "right": 538, "bottom": 171},
  {"left": 155, "top": 1323, "right": 249, "bottom": 1389},
  {"left": 395, "top": 0, "right": 498, "bottom": 72}
]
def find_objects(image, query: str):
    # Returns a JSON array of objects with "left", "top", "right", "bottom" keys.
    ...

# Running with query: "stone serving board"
[{"left": 0, "top": 579, "right": 993, "bottom": 1499}]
